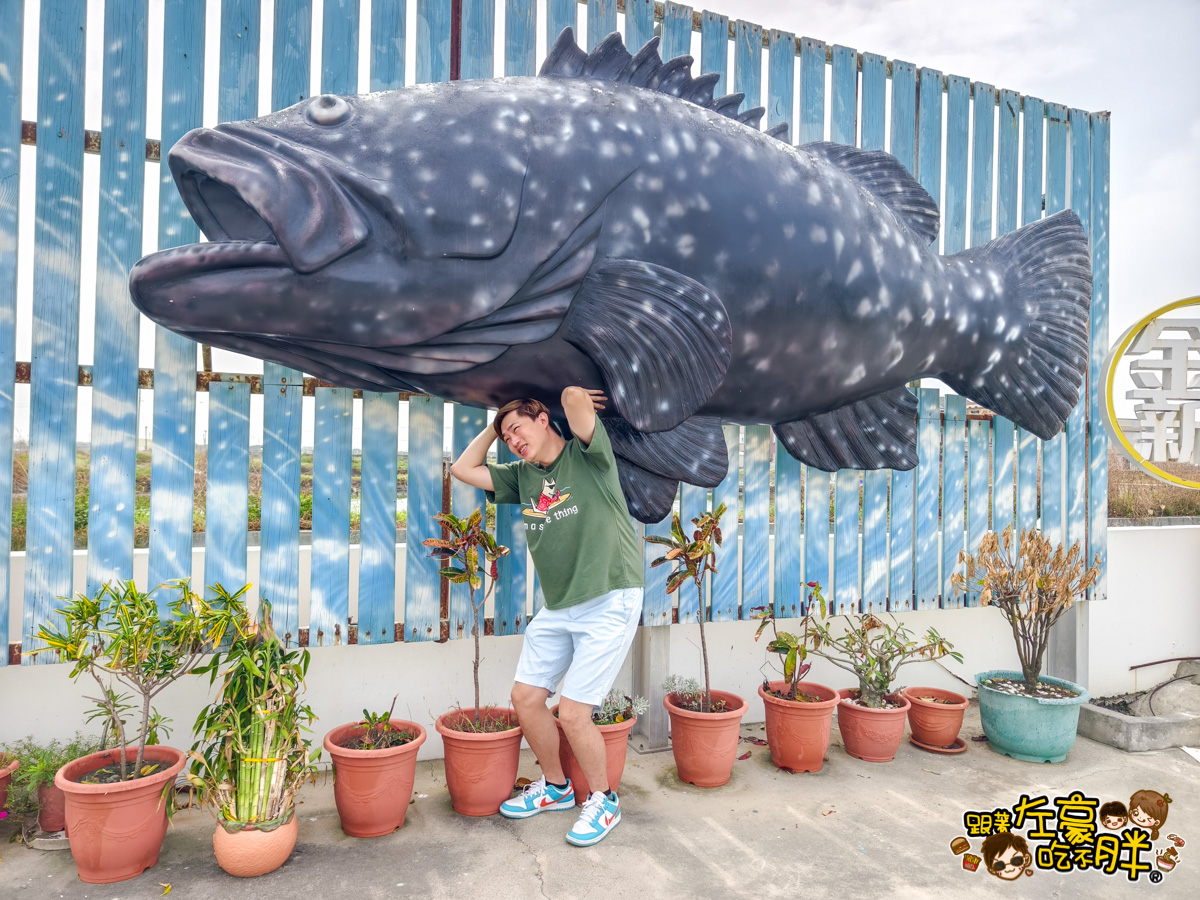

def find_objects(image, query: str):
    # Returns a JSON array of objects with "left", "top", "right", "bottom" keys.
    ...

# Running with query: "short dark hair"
[
  {"left": 1100, "top": 801, "right": 1127, "bottom": 819},
  {"left": 493, "top": 398, "right": 549, "bottom": 440},
  {"left": 981, "top": 831, "right": 1029, "bottom": 870}
]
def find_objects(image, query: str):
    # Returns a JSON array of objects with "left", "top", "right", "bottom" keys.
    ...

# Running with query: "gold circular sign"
[{"left": 1103, "top": 296, "right": 1200, "bottom": 489}]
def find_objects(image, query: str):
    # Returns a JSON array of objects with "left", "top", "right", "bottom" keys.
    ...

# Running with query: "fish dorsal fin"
[
  {"left": 765, "top": 122, "right": 790, "bottom": 142},
  {"left": 540, "top": 28, "right": 765, "bottom": 129},
  {"left": 802, "top": 142, "right": 941, "bottom": 246}
]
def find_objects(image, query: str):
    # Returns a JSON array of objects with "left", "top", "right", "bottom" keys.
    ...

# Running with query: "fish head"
[{"left": 130, "top": 83, "right": 532, "bottom": 384}]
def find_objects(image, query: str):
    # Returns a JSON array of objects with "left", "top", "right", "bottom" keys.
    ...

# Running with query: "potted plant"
[
  {"left": 952, "top": 526, "right": 1100, "bottom": 763},
  {"left": 799, "top": 591, "right": 962, "bottom": 762},
  {"left": 751, "top": 587, "right": 841, "bottom": 772},
  {"left": 0, "top": 734, "right": 102, "bottom": 833},
  {"left": 551, "top": 689, "right": 647, "bottom": 804},
  {"left": 425, "top": 509, "right": 522, "bottom": 816},
  {"left": 647, "top": 503, "right": 748, "bottom": 787},
  {"left": 187, "top": 588, "right": 320, "bottom": 877},
  {"left": 323, "top": 696, "right": 427, "bottom": 837},
  {"left": 32, "top": 580, "right": 231, "bottom": 884},
  {"left": 900, "top": 686, "right": 970, "bottom": 753}
]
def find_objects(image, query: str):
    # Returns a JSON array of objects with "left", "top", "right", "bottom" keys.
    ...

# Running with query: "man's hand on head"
[{"left": 561, "top": 386, "right": 607, "bottom": 446}]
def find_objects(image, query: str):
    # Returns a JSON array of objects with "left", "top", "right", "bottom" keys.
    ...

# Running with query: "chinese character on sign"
[{"left": 1123, "top": 319, "right": 1200, "bottom": 464}]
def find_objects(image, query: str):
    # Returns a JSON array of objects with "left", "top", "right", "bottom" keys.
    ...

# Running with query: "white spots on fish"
[
  {"left": 765, "top": 260, "right": 780, "bottom": 278},
  {"left": 783, "top": 223, "right": 796, "bottom": 240},
  {"left": 844, "top": 364, "right": 866, "bottom": 386},
  {"left": 407, "top": 150, "right": 422, "bottom": 164},
  {"left": 417, "top": 168, "right": 436, "bottom": 183},
  {"left": 599, "top": 140, "right": 617, "bottom": 158},
  {"left": 663, "top": 134, "right": 680, "bottom": 157},
  {"left": 832, "top": 230, "right": 845, "bottom": 260},
  {"left": 807, "top": 183, "right": 822, "bottom": 206},
  {"left": 922, "top": 308, "right": 936, "bottom": 326},
  {"left": 994, "top": 316, "right": 1006, "bottom": 334},
  {"left": 878, "top": 285, "right": 891, "bottom": 308},
  {"left": 454, "top": 133, "right": 473, "bottom": 146},
  {"left": 883, "top": 337, "right": 904, "bottom": 371},
  {"left": 968, "top": 281, "right": 985, "bottom": 301},
  {"left": 469, "top": 213, "right": 485, "bottom": 227},
  {"left": 714, "top": 250, "right": 729, "bottom": 270},
  {"left": 695, "top": 194, "right": 710, "bottom": 213},
  {"left": 647, "top": 152, "right": 660, "bottom": 164},
  {"left": 955, "top": 312, "right": 970, "bottom": 333},
  {"left": 1005, "top": 325, "right": 1022, "bottom": 342},
  {"left": 741, "top": 332, "right": 761, "bottom": 353},
  {"left": 846, "top": 259, "right": 863, "bottom": 285},
  {"left": 665, "top": 201, "right": 685, "bottom": 218},
  {"left": 424, "top": 207, "right": 436, "bottom": 217},
  {"left": 703, "top": 139, "right": 721, "bottom": 161},
  {"left": 987, "top": 269, "right": 1004, "bottom": 295},
  {"left": 680, "top": 131, "right": 697, "bottom": 153},
  {"left": 909, "top": 244, "right": 922, "bottom": 264},
  {"left": 810, "top": 225, "right": 828, "bottom": 244},
  {"left": 744, "top": 205, "right": 759, "bottom": 222},
  {"left": 855, "top": 298, "right": 872, "bottom": 317},
  {"left": 822, "top": 333, "right": 838, "bottom": 351}
]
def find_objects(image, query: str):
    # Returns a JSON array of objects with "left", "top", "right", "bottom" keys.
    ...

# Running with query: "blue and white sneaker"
[
  {"left": 565, "top": 791, "right": 621, "bottom": 846},
  {"left": 499, "top": 776, "right": 576, "bottom": 819}
]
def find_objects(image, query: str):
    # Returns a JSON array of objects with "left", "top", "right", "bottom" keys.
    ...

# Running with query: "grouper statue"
[{"left": 130, "top": 29, "right": 1092, "bottom": 522}]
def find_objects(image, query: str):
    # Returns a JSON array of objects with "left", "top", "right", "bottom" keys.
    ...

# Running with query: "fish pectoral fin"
[
  {"left": 606, "top": 415, "right": 728, "bottom": 487},
  {"left": 613, "top": 456, "right": 680, "bottom": 524},
  {"left": 565, "top": 258, "right": 732, "bottom": 433},
  {"left": 802, "top": 142, "right": 940, "bottom": 247},
  {"left": 774, "top": 387, "right": 919, "bottom": 472}
]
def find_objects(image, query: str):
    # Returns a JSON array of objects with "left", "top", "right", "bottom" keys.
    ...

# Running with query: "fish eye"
[{"left": 306, "top": 94, "right": 351, "bottom": 127}]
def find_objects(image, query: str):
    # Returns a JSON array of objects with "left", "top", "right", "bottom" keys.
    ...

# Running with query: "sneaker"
[
  {"left": 499, "top": 777, "right": 576, "bottom": 819},
  {"left": 565, "top": 791, "right": 620, "bottom": 846}
]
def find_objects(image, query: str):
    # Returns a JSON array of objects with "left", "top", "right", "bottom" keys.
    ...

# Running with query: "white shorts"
[{"left": 514, "top": 587, "right": 644, "bottom": 707}]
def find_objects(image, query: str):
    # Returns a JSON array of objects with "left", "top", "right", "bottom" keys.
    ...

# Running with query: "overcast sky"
[{"left": 13, "top": 0, "right": 1198, "bottom": 444}]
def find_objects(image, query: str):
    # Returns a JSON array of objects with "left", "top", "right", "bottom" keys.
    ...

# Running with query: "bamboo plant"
[
  {"left": 187, "top": 587, "right": 319, "bottom": 830},
  {"left": 646, "top": 503, "right": 727, "bottom": 713},
  {"left": 31, "top": 579, "right": 233, "bottom": 780},
  {"left": 424, "top": 508, "right": 510, "bottom": 727}
]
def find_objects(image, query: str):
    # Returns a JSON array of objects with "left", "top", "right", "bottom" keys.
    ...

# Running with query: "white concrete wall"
[{"left": 2, "top": 526, "right": 1196, "bottom": 758}]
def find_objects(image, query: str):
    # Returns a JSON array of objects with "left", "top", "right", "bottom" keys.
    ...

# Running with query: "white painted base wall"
[{"left": 2, "top": 526, "right": 1196, "bottom": 759}]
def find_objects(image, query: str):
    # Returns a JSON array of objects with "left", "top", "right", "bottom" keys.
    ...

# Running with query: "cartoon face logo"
[
  {"left": 1100, "top": 800, "right": 1128, "bottom": 830},
  {"left": 982, "top": 832, "right": 1032, "bottom": 881},
  {"left": 1129, "top": 790, "right": 1172, "bottom": 840}
]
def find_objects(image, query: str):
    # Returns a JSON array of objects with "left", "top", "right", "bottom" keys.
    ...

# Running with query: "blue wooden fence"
[{"left": 3, "top": 0, "right": 1109, "bottom": 666}]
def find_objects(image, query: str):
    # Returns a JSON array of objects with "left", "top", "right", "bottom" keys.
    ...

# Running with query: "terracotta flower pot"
[
  {"left": 0, "top": 757, "right": 17, "bottom": 813},
  {"left": 836, "top": 689, "right": 911, "bottom": 762},
  {"left": 212, "top": 810, "right": 298, "bottom": 877},
  {"left": 902, "top": 686, "right": 969, "bottom": 748},
  {"left": 37, "top": 782, "right": 67, "bottom": 832},
  {"left": 434, "top": 708, "right": 522, "bottom": 817},
  {"left": 551, "top": 705, "right": 636, "bottom": 804},
  {"left": 758, "top": 681, "right": 840, "bottom": 773},
  {"left": 55, "top": 745, "right": 187, "bottom": 884},
  {"left": 664, "top": 690, "right": 748, "bottom": 787},
  {"left": 324, "top": 719, "right": 427, "bottom": 837}
]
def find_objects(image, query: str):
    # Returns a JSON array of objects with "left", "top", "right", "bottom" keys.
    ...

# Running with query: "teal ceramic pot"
[{"left": 976, "top": 670, "right": 1089, "bottom": 763}]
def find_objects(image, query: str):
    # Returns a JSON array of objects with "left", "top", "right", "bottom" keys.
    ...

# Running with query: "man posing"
[{"left": 449, "top": 386, "right": 644, "bottom": 847}]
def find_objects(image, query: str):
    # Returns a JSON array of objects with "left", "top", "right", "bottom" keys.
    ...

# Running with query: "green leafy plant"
[
  {"left": 590, "top": 688, "right": 648, "bottom": 726},
  {"left": 424, "top": 508, "right": 510, "bottom": 728},
  {"left": 31, "top": 579, "right": 235, "bottom": 780},
  {"left": 952, "top": 526, "right": 1100, "bottom": 695},
  {"left": 751, "top": 583, "right": 827, "bottom": 701},
  {"left": 1, "top": 734, "right": 102, "bottom": 820},
  {"left": 345, "top": 696, "right": 414, "bottom": 751},
  {"left": 187, "top": 589, "right": 320, "bottom": 830},
  {"left": 647, "top": 503, "right": 727, "bottom": 712}
]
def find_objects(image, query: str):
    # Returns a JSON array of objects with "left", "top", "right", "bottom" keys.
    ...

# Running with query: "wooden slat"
[
  {"left": 85, "top": 0, "right": 149, "bottom": 598},
  {"left": 965, "top": 420, "right": 990, "bottom": 606},
  {"left": 832, "top": 470, "right": 860, "bottom": 615},
  {"left": 860, "top": 52, "right": 885, "bottom": 151},
  {"left": 943, "top": 74, "right": 969, "bottom": 255},
  {"left": 1017, "top": 427, "right": 1038, "bottom": 535},
  {"left": 450, "top": 407, "right": 486, "bottom": 638},
  {"left": 733, "top": 20, "right": 762, "bottom": 111},
  {"left": 625, "top": 0, "right": 655, "bottom": 55},
  {"left": 798, "top": 37, "right": 824, "bottom": 143},
  {"left": 309, "top": 388, "right": 352, "bottom": 646},
  {"left": 803, "top": 465, "right": 830, "bottom": 606},
  {"left": 1065, "top": 107, "right": 1092, "bottom": 555},
  {"left": 586, "top": 0, "right": 617, "bottom": 51},
  {"left": 493, "top": 440, "right": 530, "bottom": 635},
  {"left": 1016, "top": 96, "right": 1044, "bottom": 542},
  {"left": 148, "top": 0, "right": 204, "bottom": 599},
  {"left": 914, "top": 388, "right": 940, "bottom": 609},
  {"left": 461, "top": 0, "right": 494, "bottom": 81},
  {"left": 504, "top": 0, "right": 536, "bottom": 76},
  {"left": 204, "top": 383, "right": 251, "bottom": 598},
  {"left": 0, "top": 0, "right": 23, "bottom": 662},
  {"left": 741, "top": 426, "right": 770, "bottom": 619},
  {"left": 861, "top": 470, "right": 888, "bottom": 613},
  {"left": 547, "top": 0, "right": 576, "bottom": 48},
  {"left": 709, "top": 425, "right": 740, "bottom": 622},
  {"left": 660, "top": 3, "right": 692, "bottom": 62},
  {"left": 677, "top": 483, "right": 708, "bottom": 623},
  {"left": 358, "top": 393, "right": 398, "bottom": 644},
  {"left": 996, "top": 88, "right": 1020, "bottom": 235},
  {"left": 23, "top": 0, "right": 88, "bottom": 660},
  {"left": 1089, "top": 112, "right": 1110, "bottom": 599},
  {"left": 970, "top": 82, "right": 996, "bottom": 247},
  {"left": 405, "top": 396, "right": 444, "bottom": 640},
  {"left": 774, "top": 445, "right": 802, "bottom": 618},
  {"left": 641, "top": 508, "right": 672, "bottom": 626},
  {"left": 699, "top": 10, "right": 728, "bottom": 97},
  {"left": 889, "top": 61, "right": 916, "bottom": 172},
  {"left": 262, "top": 0, "right": 310, "bottom": 640},
  {"left": 830, "top": 44, "right": 856, "bottom": 146},
  {"left": 767, "top": 29, "right": 794, "bottom": 142},
  {"left": 940, "top": 395, "right": 966, "bottom": 608},
  {"left": 370, "top": 0, "right": 405, "bottom": 91},
  {"left": 992, "top": 416, "right": 1016, "bottom": 537},
  {"left": 219, "top": 1, "right": 260, "bottom": 122},
  {"left": 1041, "top": 102, "right": 1069, "bottom": 548},
  {"left": 888, "top": 463, "right": 914, "bottom": 612},
  {"left": 916, "top": 66, "right": 943, "bottom": 239},
  {"left": 416, "top": 0, "right": 450, "bottom": 84}
]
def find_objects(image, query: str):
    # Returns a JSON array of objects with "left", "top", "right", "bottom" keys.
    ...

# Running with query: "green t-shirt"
[{"left": 487, "top": 419, "right": 644, "bottom": 610}]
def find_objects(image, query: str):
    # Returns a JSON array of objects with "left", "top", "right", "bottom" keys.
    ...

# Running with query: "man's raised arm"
[
  {"left": 561, "top": 386, "right": 607, "bottom": 446},
  {"left": 448, "top": 424, "right": 496, "bottom": 491}
]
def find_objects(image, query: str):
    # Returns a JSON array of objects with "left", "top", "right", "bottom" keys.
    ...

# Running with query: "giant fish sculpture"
[{"left": 130, "top": 29, "right": 1092, "bottom": 522}]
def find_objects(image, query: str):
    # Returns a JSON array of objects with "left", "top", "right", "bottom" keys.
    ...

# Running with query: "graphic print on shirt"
[{"left": 523, "top": 477, "right": 572, "bottom": 518}]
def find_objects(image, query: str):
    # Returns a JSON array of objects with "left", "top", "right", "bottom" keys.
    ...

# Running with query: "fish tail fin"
[{"left": 939, "top": 210, "right": 1092, "bottom": 439}]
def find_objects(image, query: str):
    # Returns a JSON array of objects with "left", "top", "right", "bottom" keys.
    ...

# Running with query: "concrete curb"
[{"left": 1077, "top": 701, "right": 1200, "bottom": 752}]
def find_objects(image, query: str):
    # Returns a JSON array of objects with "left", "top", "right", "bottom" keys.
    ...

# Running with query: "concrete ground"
[{"left": 4, "top": 705, "right": 1197, "bottom": 899}]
